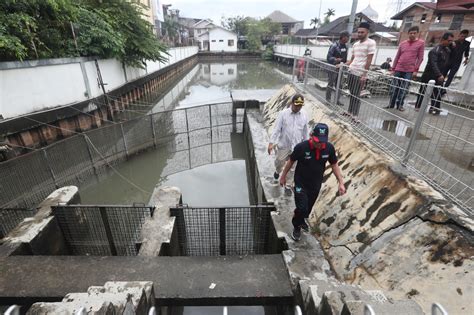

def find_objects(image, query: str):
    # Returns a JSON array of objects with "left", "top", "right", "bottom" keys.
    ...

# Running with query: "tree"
[
  {"left": 310, "top": 17, "right": 320, "bottom": 29},
  {"left": 0, "top": 0, "right": 167, "bottom": 67},
  {"left": 162, "top": 17, "right": 179, "bottom": 42},
  {"left": 323, "top": 9, "right": 335, "bottom": 26},
  {"left": 221, "top": 15, "right": 250, "bottom": 36}
]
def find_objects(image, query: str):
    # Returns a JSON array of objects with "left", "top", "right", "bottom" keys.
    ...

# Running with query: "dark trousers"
[
  {"left": 389, "top": 71, "right": 413, "bottom": 109},
  {"left": 292, "top": 184, "right": 321, "bottom": 230},
  {"left": 444, "top": 62, "right": 461, "bottom": 88},
  {"left": 326, "top": 69, "right": 340, "bottom": 103},
  {"left": 348, "top": 72, "right": 362, "bottom": 116},
  {"left": 415, "top": 78, "right": 443, "bottom": 111}
]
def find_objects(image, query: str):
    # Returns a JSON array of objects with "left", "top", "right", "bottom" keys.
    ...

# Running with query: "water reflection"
[
  {"left": 367, "top": 118, "right": 430, "bottom": 140},
  {"left": 80, "top": 61, "right": 290, "bottom": 205}
]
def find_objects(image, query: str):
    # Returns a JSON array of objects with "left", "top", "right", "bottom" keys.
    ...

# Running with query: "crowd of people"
[
  {"left": 323, "top": 23, "right": 470, "bottom": 118},
  {"left": 273, "top": 25, "right": 470, "bottom": 241}
]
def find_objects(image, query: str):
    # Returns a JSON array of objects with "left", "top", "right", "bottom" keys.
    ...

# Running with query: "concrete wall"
[
  {"left": 274, "top": 44, "right": 472, "bottom": 77},
  {"left": 0, "top": 47, "right": 199, "bottom": 119},
  {"left": 209, "top": 28, "right": 238, "bottom": 52}
]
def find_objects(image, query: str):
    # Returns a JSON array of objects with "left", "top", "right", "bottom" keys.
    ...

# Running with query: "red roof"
[{"left": 437, "top": 0, "right": 474, "bottom": 10}]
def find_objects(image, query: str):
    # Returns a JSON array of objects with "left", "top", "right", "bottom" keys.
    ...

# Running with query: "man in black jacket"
[
  {"left": 415, "top": 32, "right": 454, "bottom": 115},
  {"left": 444, "top": 29, "right": 470, "bottom": 88},
  {"left": 326, "top": 31, "right": 349, "bottom": 104}
]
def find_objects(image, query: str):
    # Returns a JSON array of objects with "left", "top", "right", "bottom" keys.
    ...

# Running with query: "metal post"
[
  {"left": 150, "top": 114, "right": 157, "bottom": 148},
  {"left": 219, "top": 207, "right": 226, "bottom": 255},
  {"left": 291, "top": 57, "right": 297, "bottom": 82},
  {"left": 347, "top": 0, "right": 359, "bottom": 35},
  {"left": 334, "top": 63, "right": 344, "bottom": 105},
  {"left": 184, "top": 108, "right": 191, "bottom": 168},
  {"left": 209, "top": 105, "right": 213, "bottom": 163},
  {"left": 99, "top": 206, "right": 118, "bottom": 256},
  {"left": 120, "top": 124, "right": 129, "bottom": 158},
  {"left": 403, "top": 80, "right": 435, "bottom": 164},
  {"left": 303, "top": 58, "right": 310, "bottom": 87},
  {"left": 42, "top": 149, "right": 58, "bottom": 188},
  {"left": 83, "top": 135, "right": 98, "bottom": 175}
]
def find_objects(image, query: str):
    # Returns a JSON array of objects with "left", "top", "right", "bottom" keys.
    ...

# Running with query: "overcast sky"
[{"left": 161, "top": 0, "right": 418, "bottom": 26}]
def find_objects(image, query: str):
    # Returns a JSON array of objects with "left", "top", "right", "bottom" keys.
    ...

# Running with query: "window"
[
  {"left": 228, "top": 39, "right": 234, "bottom": 47},
  {"left": 403, "top": 16, "right": 414, "bottom": 31},
  {"left": 197, "top": 29, "right": 201, "bottom": 34},
  {"left": 435, "top": 14, "right": 442, "bottom": 23},
  {"left": 211, "top": 40, "right": 216, "bottom": 42},
  {"left": 421, "top": 14, "right": 427, "bottom": 24},
  {"left": 219, "top": 39, "right": 224, "bottom": 42},
  {"left": 450, "top": 14, "right": 464, "bottom": 30},
  {"left": 228, "top": 68, "right": 234, "bottom": 75}
]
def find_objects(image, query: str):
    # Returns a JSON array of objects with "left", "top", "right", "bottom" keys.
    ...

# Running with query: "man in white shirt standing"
[
  {"left": 346, "top": 22, "right": 376, "bottom": 120},
  {"left": 268, "top": 94, "right": 309, "bottom": 195}
]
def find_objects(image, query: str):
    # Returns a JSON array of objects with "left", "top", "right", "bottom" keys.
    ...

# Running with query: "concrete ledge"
[
  {"left": 0, "top": 186, "right": 79, "bottom": 257},
  {"left": 0, "top": 255, "right": 293, "bottom": 306},
  {"left": 139, "top": 186, "right": 181, "bottom": 256}
]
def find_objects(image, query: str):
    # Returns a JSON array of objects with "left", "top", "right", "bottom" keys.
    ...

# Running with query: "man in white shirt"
[
  {"left": 268, "top": 94, "right": 309, "bottom": 195},
  {"left": 346, "top": 22, "right": 376, "bottom": 120}
]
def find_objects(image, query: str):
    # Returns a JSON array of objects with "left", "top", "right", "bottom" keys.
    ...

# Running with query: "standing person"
[
  {"left": 268, "top": 94, "right": 309, "bottom": 195},
  {"left": 346, "top": 22, "right": 376, "bottom": 120},
  {"left": 386, "top": 26, "right": 425, "bottom": 111},
  {"left": 279, "top": 123, "right": 346, "bottom": 241},
  {"left": 415, "top": 32, "right": 454, "bottom": 115},
  {"left": 381, "top": 58, "right": 392, "bottom": 70},
  {"left": 444, "top": 29, "right": 471, "bottom": 88},
  {"left": 326, "top": 31, "right": 349, "bottom": 104}
]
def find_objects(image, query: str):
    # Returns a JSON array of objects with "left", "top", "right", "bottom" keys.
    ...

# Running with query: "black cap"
[
  {"left": 312, "top": 123, "right": 329, "bottom": 143},
  {"left": 358, "top": 22, "right": 371, "bottom": 30}
]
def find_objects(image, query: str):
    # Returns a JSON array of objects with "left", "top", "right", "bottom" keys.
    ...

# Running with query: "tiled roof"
[{"left": 267, "top": 10, "right": 302, "bottom": 23}]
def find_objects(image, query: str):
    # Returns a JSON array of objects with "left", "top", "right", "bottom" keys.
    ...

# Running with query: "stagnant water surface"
[{"left": 80, "top": 61, "right": 290, "bottom": 206}]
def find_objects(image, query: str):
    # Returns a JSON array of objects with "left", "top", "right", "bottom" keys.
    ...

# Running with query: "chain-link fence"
[
  {"left": 52, "top": 205, "right": 153, "bottom": 256},
  {"left": 170, "top": 205, "right": 275, "bottom": 256},
  {"left": 0, "top": 102, "right": 238, "bottom": 210},
  {"left": 295, "top": 57, "right": 473, "bottom": 214}
]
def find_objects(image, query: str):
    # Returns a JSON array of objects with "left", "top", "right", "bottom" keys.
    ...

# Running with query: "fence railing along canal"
[
  {"left": 0, "top": 102, "right": 243, "bottom": 213},
  {"left": 292, "top": 56, "right": 473, "bottom": 214}
]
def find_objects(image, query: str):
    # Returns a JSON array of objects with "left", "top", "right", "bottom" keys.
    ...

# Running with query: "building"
[
  {"left": 266, "top": 10, "right": 304, "bottom": 35},
  {"left": 392, "top": 1, "right": 474, "bottom": 45},
  {"left": 137, "top": 0, "right": 155, "bottom": 28},
  {"left": 198, "top": 26, "right": 238, "bottom": 52},
  {"left": 316, "top": 12, "right": 392, "bottom": 42}
]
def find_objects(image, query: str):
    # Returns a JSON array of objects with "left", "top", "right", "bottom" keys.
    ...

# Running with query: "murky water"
[{"left": 80, "top": 61, "right": 289, "bottom": 206}]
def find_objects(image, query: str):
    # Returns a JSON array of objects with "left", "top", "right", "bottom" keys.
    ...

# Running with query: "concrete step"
[{"left": 341, "top": 300, "right": 424, "bottom": 315}]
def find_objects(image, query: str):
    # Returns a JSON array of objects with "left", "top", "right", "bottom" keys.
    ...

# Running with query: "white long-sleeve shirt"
[{"left": 270, "top": 107, "right": 309, "bottom": 150}]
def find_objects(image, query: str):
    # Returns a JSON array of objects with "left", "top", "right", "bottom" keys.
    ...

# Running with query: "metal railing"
[
  {"left": 294, "top": 57, "right": 473, "bottom": 214},
  {"left": 52, "top": 204, "right": 153, "bottom": 256},
  {"left": 0, "top": 102, "right": 241, "bottom": 210},
  {"left": 170, "top": 204, "right": 276, "bottom": 256}
]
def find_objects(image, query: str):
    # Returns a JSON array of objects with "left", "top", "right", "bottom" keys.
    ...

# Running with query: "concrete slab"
[{"left": 0, "top": 255, "right": 293, "bottom": 306}]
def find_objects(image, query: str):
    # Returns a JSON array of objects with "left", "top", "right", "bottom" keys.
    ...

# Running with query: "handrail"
[{"left": 432, "top": 303, "right": 448, "bottom": 315}]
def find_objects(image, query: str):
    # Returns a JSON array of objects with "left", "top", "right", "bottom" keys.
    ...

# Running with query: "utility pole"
[
  {"left": 314, "top": 0, "right": 323, "bottom": 45},
  {"left": 347, "top": 0, "right": 359, "bottom": 37}
]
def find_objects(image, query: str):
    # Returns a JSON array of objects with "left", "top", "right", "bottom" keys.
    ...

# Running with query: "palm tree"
[
  {"left": 162, "top": 17, "right": 179, "bottom": 44},
  {"left": 310, "top": 17, "right": 320, "bottom": 29},
  {"left": 323, "top": 9, "right": 336, "bottom": 25}
]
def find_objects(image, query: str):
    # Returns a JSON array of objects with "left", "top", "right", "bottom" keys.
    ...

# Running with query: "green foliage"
[
  {"left": 221, "top": 15, "right": 251, "bottom": 36},
  {"left": 0, "top": 0, "right": 167, "bottom": 67},
  {"left": 310, "top": 17, "right": 320, "bottom": 29},
  {"left": 228, "top": 17, "right": 280, "bottom": 52},
  {"left": 323, "top": 9, "right": 336, "bottom": 26}
]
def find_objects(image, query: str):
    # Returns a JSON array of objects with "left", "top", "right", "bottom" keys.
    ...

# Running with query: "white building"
[{"left": 198, "top": 26, "right": 238, "bottom": 52}]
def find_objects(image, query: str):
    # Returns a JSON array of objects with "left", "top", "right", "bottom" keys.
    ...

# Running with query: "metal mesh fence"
[
  {"left": 297, "top": 57, "right": 473, "bottom": 214},
  {"left": 53, "top": 205, "right": 153, "bottom": 256},
  {"left": 0, "top": 208, "right": 36, "bottom": 238},
  {"left": 0, "top": 102, "right": 238, "bottom": 209},
  {"left": 170, "top": 205, "right": 275, "bottom": 256}
]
